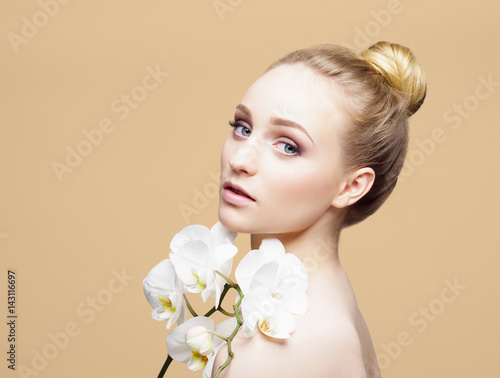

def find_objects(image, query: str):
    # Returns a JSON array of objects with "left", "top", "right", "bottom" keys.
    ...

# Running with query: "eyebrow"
[{"left": 236, "top": 104, "right": 315, "bottom": 146}]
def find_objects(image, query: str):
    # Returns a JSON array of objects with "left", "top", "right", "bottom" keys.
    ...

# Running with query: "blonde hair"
[{"left": 264, "top": 41, "right": 427, "bottom": 228}]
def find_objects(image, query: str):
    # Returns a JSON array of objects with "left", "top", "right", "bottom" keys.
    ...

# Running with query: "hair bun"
[{"left": 361, "top": 41, "right": 427, "bottom": 116}]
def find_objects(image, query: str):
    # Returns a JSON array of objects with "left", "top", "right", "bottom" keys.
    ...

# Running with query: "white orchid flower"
[
  {"left": 201, "top": 316, "right": 238, "bottom": 378},
  {"left": 167, "top": 316, "right": 237, "bottom": 374},
  {"left": 240, "top": 286, "right": 295, "bottom": 339},
  {"left": 143, "top": 259, "right": 187, "bottom": 329},
  {"left": 185, "top": 325, "right": 215, "bottom": 356},
  {"left": 169, "top": 222, "right": 237, "bottom": 307},
  {"left": 235, "top": 238, "right": 308, "bottom": 315}
]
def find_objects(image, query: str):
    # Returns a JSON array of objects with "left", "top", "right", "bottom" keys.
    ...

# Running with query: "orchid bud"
[{"left": 185, "top": 326, "right": 213, "bottom": 356}]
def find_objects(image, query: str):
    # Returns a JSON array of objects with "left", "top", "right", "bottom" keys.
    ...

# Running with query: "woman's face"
[{"left": 218, "top": 63, "right": 350, "bottom": 235}]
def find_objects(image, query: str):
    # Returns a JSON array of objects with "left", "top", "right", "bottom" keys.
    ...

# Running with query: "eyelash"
[{"left": 228, "top": 120, "right": 301, "bottom": 156}]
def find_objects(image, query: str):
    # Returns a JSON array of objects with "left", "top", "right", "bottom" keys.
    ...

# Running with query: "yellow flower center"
[
  {"left": 189, "top": 351, "right": 208, "bottom": 371},
  {"left": 270, "top": 289, "right": 283, "bottom": 300},
  {"left": 191, "top": 269, "right": 206, "bottom": 292},
  {"left": 258, "top": 318, "right": 277, "bottom": 336},
  {"left": 158, "top": 296, "right": 176, "bottom": 317}
]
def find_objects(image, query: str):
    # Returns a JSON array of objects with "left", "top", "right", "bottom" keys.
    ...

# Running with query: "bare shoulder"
[
  {"left": 212, "top": 311, "right": 379, "bottom": 378},
  {"left": 212, "top": 267, "right": 381, "bottom": 377}
]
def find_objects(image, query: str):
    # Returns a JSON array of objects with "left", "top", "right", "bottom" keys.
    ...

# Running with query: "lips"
[{"left": 223, "top": 181, "right": 255, "bottom": 201}]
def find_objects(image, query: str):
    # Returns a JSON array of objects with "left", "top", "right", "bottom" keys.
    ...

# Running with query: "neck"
[{"left": 250, "top": 214, "right": 343, "bottom": 275}]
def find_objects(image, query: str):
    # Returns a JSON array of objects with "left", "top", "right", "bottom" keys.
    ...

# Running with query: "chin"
[{"left": 218, "top": 207, "right": 255, "bottom": 234}]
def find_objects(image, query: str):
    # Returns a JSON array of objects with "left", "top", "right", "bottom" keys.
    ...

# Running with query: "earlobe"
[{"left": 331, "top": 167, "right": 375, "bottom": 209}]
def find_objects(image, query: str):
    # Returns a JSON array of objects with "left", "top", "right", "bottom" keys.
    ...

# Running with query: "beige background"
[{"left": 1, "top": 0, "right": 499, "bottom": 377}]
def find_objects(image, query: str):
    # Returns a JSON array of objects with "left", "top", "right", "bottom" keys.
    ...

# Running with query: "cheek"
[
  {"left": 267, "top": 164, "right": 337, "bottom": 206},
  {"left": 259, "top": 164, "right": 337, "bottom": 232}
]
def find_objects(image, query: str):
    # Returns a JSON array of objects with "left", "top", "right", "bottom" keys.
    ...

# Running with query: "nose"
[{"left": 228, "top": 137, "right": 260, "bottom": 176}]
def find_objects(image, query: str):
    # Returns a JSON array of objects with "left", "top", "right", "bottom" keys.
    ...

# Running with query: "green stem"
[
  {"left": 214, "top": 353, "right": 233, "bottom": 378},
  {"left": 183, "top": 294, "right": 198, "bottom": 317},
  {"left": 214, "top": 292, "right": 244, "bottom": 378},
  {"left": 207, "top": 330, "right": 228, "bottom": 342},
  {"left": 233, "top": 293, "right": 244, "bottom": 327},
  {"left": 214, "top": 270, "right": 237, "bottom": 288},
  {"left": 204, "top": 306, "right": 217, "bottom": 317},
  {"left": 204, "top": 283, "right": 232, "bottom": 317},
  {"left": 157, "top": 354, "right": 173, "bottom": 378},
  {"left": 235, "top": 285, "right": 244, "bottom": 302},
  {"left": 217, "top": 307, "right": 235, "bottom": 317},
  {"left": 219, "top": 283, "right": 231, "bottom": 304}
]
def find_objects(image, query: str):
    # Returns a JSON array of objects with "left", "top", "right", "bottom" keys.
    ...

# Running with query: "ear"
[{"left": 331, "top": 167, "right": 375, "bottom": 209}]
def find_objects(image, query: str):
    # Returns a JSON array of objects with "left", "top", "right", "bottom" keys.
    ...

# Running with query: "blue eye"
[
  {"left": 274, "top": 140, "right": 301, "bottom": 156},
  {"left": 228, "top": 120, "right": 251, "bottom": 137},
  {"left": 228, "top": 120, "right": 301, "bottom": 156}
]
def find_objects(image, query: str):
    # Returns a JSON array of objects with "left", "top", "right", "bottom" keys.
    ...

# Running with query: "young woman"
[{"left": 216, "top": 41, "right": 426, "bottom": 377}]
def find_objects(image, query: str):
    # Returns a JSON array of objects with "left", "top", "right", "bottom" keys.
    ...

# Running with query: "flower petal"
[
  {"left": 259, "top": 238, "right": 286, "bottom": 261},
  {"left": 143, "top": 259, "right": 188, "bottom": 327},
  {"left": 276, "top": 254, "right": 308, "bottom": 291},
  {"left": 209, "top": 221, "right": 237, "bottom": 247},
  {"left": 213, "top": 274, "right": 226, "bottom": 309},
  {"left": 188, "top": 352, "right": 208, "bottom": 371},
  {"left": 241, "top": 288, "right": 275, "bottom": 337},
  {"left": 242, "top": 322, "right": 257, "bottom": 338},
  {"left": 248, "top": 261, "right": 279, "bottom": 293},
  {"left": 258, "top": 315, "right": 280, "bottom": 337},
  {"left": 213, "top": 316, "right": 238, "bottom": 348},
  {"left": 235, "top": 249, "right": 268, "bottom": 294},
  {"left": 167, "top": 317, "right": 214, "bottom": 363},
  {"left": 186, "top": 326, "right": 214, "bottom": 356},
  {"left": 210, "top": 244, "right": 238, "bottom": 272},
  {"left": 165, "top": 292, "right": 188, "bottom": 328},
  {"left": 269, "top": 303, "right": 295, "bottom": 339},
  {"left": 143, "top": 259, "right": 177, "bottom": 296},
  {"left": 170, "top": 225, "right": 210, "bottom": 252},
  {"left": 170, "top": 240, "right": 208, "bottom": 286},
  {"left": 283, "top": 289, "right": 308, "bottom": 316},
  {"left": 202, "top": 343, "right": 225, "bottom": 378},
  {"left": 241, "top": 287, "right": 297, "bottom": 339},
  {"left": 211, "top": 246, "right": 237, "bottom": 306},
  {"left": 174, "top": 301, "right": 187, "bottom": 326}
]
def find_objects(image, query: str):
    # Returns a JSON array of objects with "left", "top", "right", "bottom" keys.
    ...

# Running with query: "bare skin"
[
  {"left": 212, "top": 208, "right": 381, "bottom": 378},
  {"left": 214, "top": 63, "right": 381, "bottom": 377}
]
